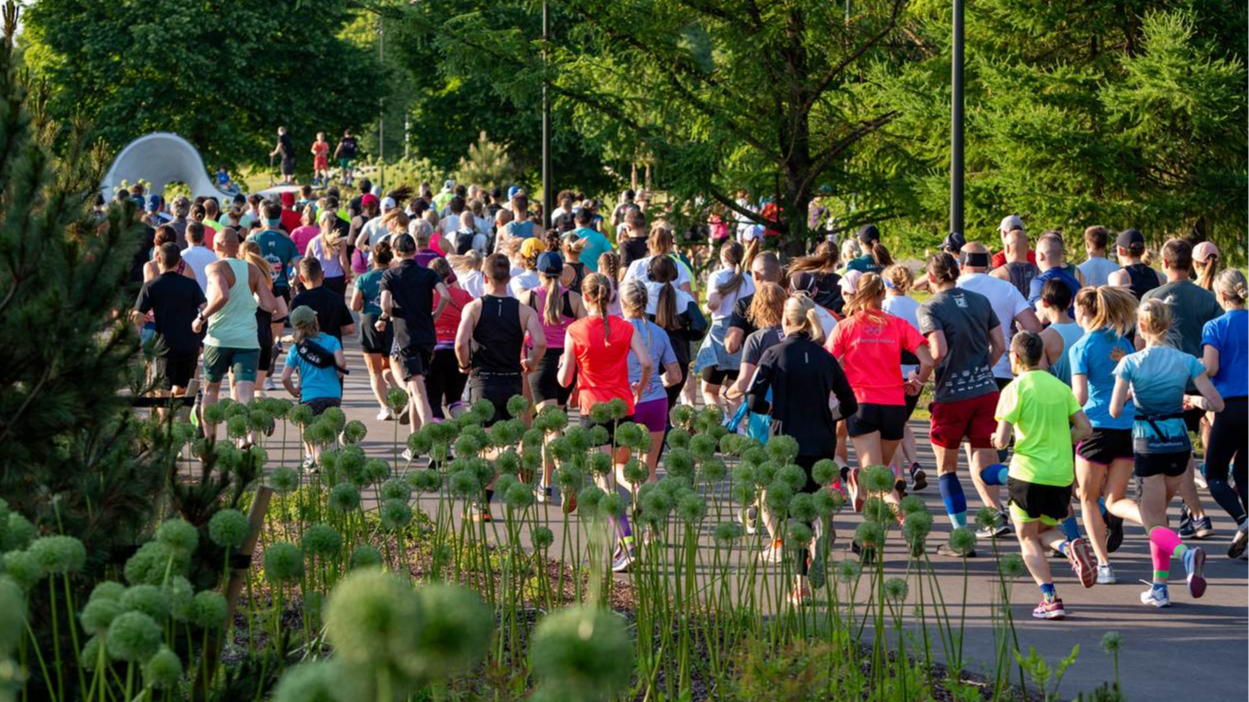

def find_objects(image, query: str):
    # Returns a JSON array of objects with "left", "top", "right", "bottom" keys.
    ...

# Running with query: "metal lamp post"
[
  {"left": 950, "top": 0, "right": 964, "bottom": 238},
  {"left": 541, "top": 0, "right": 553, "bottom": 228}
]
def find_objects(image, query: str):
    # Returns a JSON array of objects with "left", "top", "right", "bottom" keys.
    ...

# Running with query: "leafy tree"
[
  {"left": 22, "top": 0, "right": 387, "bottom": 171},
  {"left": 455, "top": 131, "right": 519, "bottom": 190}
]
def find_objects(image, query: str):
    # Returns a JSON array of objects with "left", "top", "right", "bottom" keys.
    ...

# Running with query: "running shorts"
[
  {"left": 929, "top": 392, "right": 998, "bottom": 450},
  {"left": 203, "top": 346, "right": 259, "bottom": 384},
  {"left": 1076, "top": 428, "right": 1133, "bottom": 467},
  {"left": 158, "top": 353, "right": 198, "bottom": 390},
  {"left": 360, "top": 314, "right": 393, "bottom": 355},
  {"left": 303, "top": 397, "right": 341, "bottom": 416},
  {"left": 846, "top": 403, "right": 908, "bottom": 441},
  {"left": 1007, "top": 477, "right": 1071, "bottom": 526},
  {"left": 632, "top": 397, "right": 669, "bottom": 433},
  {"left": 699, "top": 366, "right": 739, "bottom": 385},
  {"left": 1134, "top": 451, "right": 1189, "bottom": 478},
  {"left": 393, "top": 343, "right": 433, "bottom": 381},
  {"left": 468, "top": 374, "right": 523, "bottom": 427},
  {"left": 528, "top": 350, "right": 573, "bottom": 406}
]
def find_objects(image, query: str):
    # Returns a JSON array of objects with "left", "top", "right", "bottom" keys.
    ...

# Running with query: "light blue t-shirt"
[
  {"left": 1113, "top": 345, "right": 1204, "bottom": 454},
  {"left": 1069, "top": 328, "right": 1134, "bottom": 430},
  {"left": 354, "top": 269, "right": 385, "bottom": 316},
  {"left": 1077, "top": 256, "right": 1119, "bottom": 288},
  {"left": 627, "top": 318, "right": 676, "bottom": 403},
  {"left": 1202, "top": 310, "right": 1247, "bottom": 399},
  {"left": 1046, "top": 322, "right": 1084, "bottom": 387},
  {"left": 574, "top": 227, "right": 613, "bottom": 273},
  {"left": 285, "top": 333, "right": 343, "bottom": 402}
]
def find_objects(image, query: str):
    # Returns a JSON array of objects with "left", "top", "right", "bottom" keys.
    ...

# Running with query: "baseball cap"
[
  {"left": 1193, "top": 241, "right": 1219, "bottom": 262},
  {"left": 856, "top": 224, "right": 880, "bottom": 244},
  {"left": 361, "top": 193, "right": 379, "bottom": 209},
  {"left": 442, "top": 179, "right": 455, "bottom": 191},
  {"left": 507, "top": 186, "right": 523, "bottom": 200},
  {"left": 840, "top": 269, "right": 864, "bottom": 295},
  {"left": 940, "top": 231, "right": 966, "bottom": 254},
  {"left": 998, "top": 214, "right": 1024, "bottom": 233},
  {"left": 520, "top": 237, "right": 544, "bottom": 259},
  {"left": 1115, "top": 229, "right": 1144, "bottom": 249},
  {"left": 537, "top": 251, "right": 564, "bottom": 276},
  {"left": 380, "top": 196, "right": 397, "bottom": 212},
  {"left": 146, "top": 194, "right": 162, "bottom": 212},
  {"left": 392, "top": 233, "right": 416, "bottom": 253},
  {"left": 280, "top": 191, "right": 295, "bottom": 207},
  {"left": 289, "top": 305, "right": 317, "bottom": 327}
]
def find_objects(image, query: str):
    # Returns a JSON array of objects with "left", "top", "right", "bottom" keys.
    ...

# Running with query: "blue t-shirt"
[
  {"left": 354, "top": 269, "right": 385, "bottom": 316},
  {"left": 285, "top": 333, "right": 343, "bottom": 402},
  {"left": 1069, "top": 328, "right": 1134, "bottom": 430},
  {"left": 1113, "top": 345, "right": 1204, "bottom": 454},
  {"left": 574, "top": 227, "right": 613, "bottom": 273},
  {"left": 627, "top": 319, "right": 676, "bottom": 403},
  {"left": 248, "top": 229, "right": 300, "bottom": 292},
  {"left": 1027, "top": 266, "right": 1080, "bottom": 316},
  {"left": 1202, "top": 310, "right": 1247, "bottom": 399}
]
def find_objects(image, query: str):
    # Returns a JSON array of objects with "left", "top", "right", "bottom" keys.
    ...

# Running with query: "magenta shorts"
[{"left": 633, "top": 397, "right": 669, "bottom": 433}]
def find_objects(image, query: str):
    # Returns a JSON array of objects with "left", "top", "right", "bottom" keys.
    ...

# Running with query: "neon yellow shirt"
[{"left": 995, "top": 370, "right": 1081, "bottom": 487}]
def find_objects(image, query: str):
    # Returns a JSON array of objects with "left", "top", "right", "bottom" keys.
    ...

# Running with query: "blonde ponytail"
[
  {"left": 541, "top": 273, "right": 562, "bottom": 327},
  {"left": 783, "top": 295, "right": 825, "bottom": 344}
]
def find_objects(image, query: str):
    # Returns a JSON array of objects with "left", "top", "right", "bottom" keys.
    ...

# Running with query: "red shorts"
[{"left": 929, "top": 392, "right": 999, "bottom": 450}]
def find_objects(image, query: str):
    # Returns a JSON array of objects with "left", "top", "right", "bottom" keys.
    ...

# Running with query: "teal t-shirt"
[
  {"left": 285, "top": 333, "right": 343, "bottom": 402},
  {"left": 1113, "top": 345, "right": 1204, "bottom": 455},
  {"left": 248, "top": 229, "right": 300, "bottom": 292},
  {"left": 355, "top": 269, "right": 385, "bottom": 316},
  {"left": 574, "top": 227, "right": 612, "bottom": 272}
]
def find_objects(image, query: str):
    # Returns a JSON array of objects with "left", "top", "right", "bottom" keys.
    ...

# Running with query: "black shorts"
[
  {"left": 529, "top": 351, "right": 573, "bottom": 406},
  {"left": 304, "top": 397, "right": 341, "bottom": 416},
  {"left": 360, "top": 315, "right": 393, "bottom": 355},
  {"left": 904, "top": 390, "right": 920, "bottom": 420},
  {"left": 468, "top": 375, "right": 523, "bottom": 427},
  {"left": 1007, "top": 477, "right": 1072, "bottom": 525},
  {"left": 995, "top": 376, "right": 1013, "bottom": 392},
  {"left": 578, "top": 414, "right": 635, "bottom": 446},
  {"left": 1077, "top": 428, "right": 1133, "bottom": 467},
  {"left": 700, "top": 366, "right": 739, "bottom": 385},
  {"left": 273, "top": 287, "right": 292, "bottom": 311},
  {"left": 1134, "top": 451, "right": 1189, "bottom": 478},
  {"left": 280, "top": 157, "right": 295, "bottom": 176},
  {"left": 846, "top": 403, "right": 907, "bottom": 441},
  {"left": 257, "top": 323, "right": 274, "bottom": 373},
  {"left": 394, "top": 343, "right": 433, "bottom": 381},
  {"left": 158, "top": 353, "right": 198, "bottom": 389}
]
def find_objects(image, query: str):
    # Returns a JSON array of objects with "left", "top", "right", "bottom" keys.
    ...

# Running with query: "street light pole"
[
  {"left": 950, "top": 0, "right": 964, "bottom": 238},
  {"left": 541, "top": 0, "right": 552, "bottom": 229},
  {"left": 378, "top": 13, "right": 386, "bottom": 191}
]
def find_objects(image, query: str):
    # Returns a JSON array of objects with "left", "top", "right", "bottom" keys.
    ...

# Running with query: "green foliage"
[
  {"left": 454, "top": 131, "right": 518, "bottom": 191},
  {"left": 22, "top": 0, "right": 386, "bottom": 171}
]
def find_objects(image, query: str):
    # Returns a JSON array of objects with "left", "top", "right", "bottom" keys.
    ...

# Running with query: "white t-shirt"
[
  {"left": 359, "top": 217, "right": 387, "bottom": 248},
  {"left": 1078, "top": 256, "right": 1119, "bottom": 288},
  {"left": 956, "top": 272, "right": 1030, "bottom": 379},
  {"left": 643, "top": 282, "right": 697, "bottom": 318},
  {"left": 624, "top": 254, "right": 692, "bottom": 290},
  {"left": 707, "top": 268, "right": 755, "bottom": 319},
  {"left": 459, "top": 269, "right": 485, "bottom": 299},
  {"left": 508, "top": 269, "right": 541, "bottom": 299},
  {"left": 883, "top": 293, "right": 922, "bottom": 376},
  {"left": 181, "top": 245, "right": 217, "bottom": 293}
]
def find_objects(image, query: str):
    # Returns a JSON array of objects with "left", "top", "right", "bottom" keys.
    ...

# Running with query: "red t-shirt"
[
  {"left": 991, "top": 250, "right": 1037, "bottom": 268},
  {"left": 827, "top": 311, "right": 926, "bottom": 406},
  {"left": 280, "top": 208, "right": 302, "bottom": 236},
  {"left": 567, "top": 315, "right": 635, "bottom": 415},
  {"left": 431, "top": 286, "right": 474, "bottom": 345}
]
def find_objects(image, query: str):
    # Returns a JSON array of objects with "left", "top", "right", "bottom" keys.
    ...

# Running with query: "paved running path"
[{"left": 262, "top": 333, "right": 1247, "bottom": 701}]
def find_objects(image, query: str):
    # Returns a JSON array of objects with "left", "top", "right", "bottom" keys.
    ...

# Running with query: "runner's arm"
[
  {"left": 521, "top": 305, "right": 547, "bottom": 372},
  {"left": 281, "top": 363, "right": 297, "bottom": 398},
  {"left": 1201, "top": 344, "right": 1220, "bottom": 379},
  {"left": 251, "top": 263, "right": 278, "bottom": 314},
  {"left": 557, "top": 330, "right": 576, "bottom": 388},
  {"left": 987, "top": 324, "right": 1006, "bottom": 369},
  {"left": 432, "top": 282, "right": 451, "bottom": 320},
  {"left": 724, "top": 326, "right": 745, "bottom": 355},
  {"left": 1069, "top": 409, "right": 1092, "bottom": 444},
  {"left": 199, "top": 263, "right": 231, "bottom": 318},
  {"left": 1072, "top": 373, "right": 1089, "bottom": 406},
  {"left": 1013, "top": 308, "right": 1041, "bottom": 333},
  {"left": 350, "top": 286, "right": 364, "bottom": 312},
  {"left": 992, "top": 419, "right": 1012, "bottom": 451},
  {"left": 628, "top": 327, "right": 653, "bottom": 404},
  {"left": 1108, "top": 377, "right": 1130, "bottom": 418},
  {"left": 454, "top": 300, "right": 480, "bottom": 371},
  {"left": 1191, "top": 372, "right": 1225, "bottom": 414},
  {"left": 925, "top": 330, "right": 947, "bottom": 364}
]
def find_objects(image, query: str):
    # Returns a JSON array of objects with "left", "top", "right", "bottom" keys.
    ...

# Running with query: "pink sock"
[
  {"left": 1149, "top": 526, "right": 1181, "bottom": 557},
  {"left": 1149, "top": 541, "right": 1171, "bottom": 574}
]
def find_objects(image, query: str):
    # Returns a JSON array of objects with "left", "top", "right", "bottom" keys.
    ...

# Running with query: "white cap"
[
  {"left": 443, "top": 179, "right": 455, "bottom": 191},
  {"left": 840, "top": 269, "right": 863, "bottom": 295},
  {"left": 381, "top": 196, "right": 397, "bottom": 212},
  {"left": 999, "top": 214, "right": 1024, "bottom": 233}
]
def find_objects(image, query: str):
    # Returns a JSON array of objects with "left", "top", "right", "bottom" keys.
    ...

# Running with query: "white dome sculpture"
[{"left": 100, "top": 132, "right": 234, "bottom": 201}]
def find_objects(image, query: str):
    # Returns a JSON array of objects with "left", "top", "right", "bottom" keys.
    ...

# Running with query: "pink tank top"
[{"left": 531, "top": 285, "right": 575, "bottom": 349}]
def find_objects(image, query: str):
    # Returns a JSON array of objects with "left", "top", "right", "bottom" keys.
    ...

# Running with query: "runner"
[
  {"left": 644, "top": 256, "right": 706, "bottom": 410},
  {"left": 695, "top": 240, "right": 753, "bottom": 411},
  {"left": 181, "top": 222, "right": 217, "bottom": 293},
  {"left": 559, "top": 232, "right": 589, "bottom": 293},
  {"left": 1107, "top": 229, "right": 1163, "bottom": 300},
  {"left": 992, "top": 332, "right": 1096, "bottom": 620},
  {"left": 380, "top": 233, "right": 451, "bottom": 432},
  {"left": 281, "top": 306, "right": 347, "bottom": 466},
  {"left": 1141, "top": 239, "right": 1222, "bottom": 539},
  {"left": 957, "top": 242, "right": 1041, "bottom": 394},
  {"left": 1193, "top": 242, "right": 1221, "bottom": 292},
  {"left": 193, "top": 229, "right": 278, "bottom": 439},
  {"left": 334, "top": 129, "right": 358, "bottom": 186},
  {"left": 248, "top": 202, "right": 302, "bottom": 353},
  {"left": 572, "top": 208, "right": 612, "bottom": 273},
  {"left": 240, "top": 240, "right": 288, "bottom": 395},
  {"left": 1027, "top": 234, "right": 1083, "bottom": 311},
  {"left": 1068, "top": 288, "right": 1139, "bottom": 584},
  {"left": 618, "top": 208, "right": 649, "bottom": 269},
  {"left": 426, "top": 258, "right": 475, "bottom": 422},
  {"left": 270, "top": 127, "right": 296, "bottom": 185},
  {"left": 990, "top": 228, "right": 1040, "bottom": 299},
  {"left": 558, "top": 272, "right": 653, "bottom": 570},
  {"left": 746, "top": 295, "right": 858, "bottom": 605},
  {"left": 882, "top": 264, "right": 927, "bottom": 490},
  {"left": 844, "top": 224, "right": 894, "bottom": 274},
  {"left": 351, "top": 241, "right": 397, "bottom": 420},
  {"left": 1110, "top": 298, "right": 1223, "bottom": 607},
  {"left": 1036, "top": 279, "right": 1084, "bottom": 385},
  {"left": 724, "top": 252, "right": 784, "bottom": 355},
  {"left": 134, "top": 243, "right": 206, "bottom": 398},
  {"left": 828, "top": 272, "right": 933, "bottom": 515},
  {"left": 620, "top": 280, "right": 681, "bottom": 484},
  {"left": 311, "top": 132, "right": 330, "bottom": 186},
  {"left": 1077, "top": 226, "right": 1119, "bottom": 287},
  {"left": 306, "top": 209, "right": 351, "bottom": 297},
  {"left": 448, "top": 250, "right": 485, "bottom": 298},
  {"left": 1200, "top": 269, "right": 1248, "bottom": 558},
  {"left": 290, "top": 204, "right": 321, "bottom": 255},
  {"left": 289, "top": 258, "right": 355, "bottom": 342},
  {"left": 622, "top": 225, "right": 694, "bottom": 294},
  {"left": 990, "top": 214, "right": 1036, "bottom": 269},
  {"left": 917, "top": 253, "right": 1007, "bottom": 556},
  {"left": 525, "top": 250, "right": 584, "bottom": 423},
  {"left": 787, "top": 240, "right": 844, "bottom": 314}
]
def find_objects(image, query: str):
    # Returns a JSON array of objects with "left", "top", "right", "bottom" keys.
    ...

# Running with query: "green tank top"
[{"left": 205, "top": 258, "right": 259, "bottom": 349}]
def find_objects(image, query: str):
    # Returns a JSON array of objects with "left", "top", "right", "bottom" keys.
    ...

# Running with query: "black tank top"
[
  {"left": 566, "top": 262, "right": 586, "bottom": 293},
  {"left": 471, "top": 295, "right": 523, "bottom": 376},
  {"left": 1003, "top": 262, "right": 1039, "bottom": 299},
  {"left": 1123, "top": 263, "right": 1160, "bottom": 301}
]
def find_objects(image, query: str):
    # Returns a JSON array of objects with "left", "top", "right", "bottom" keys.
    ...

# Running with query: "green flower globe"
[
  {"left": 328, "top": 483, "right": 361, "bottom": 514},
  {"left": 776, "top": 464, "right": 808, "bottom": 493},
  {"left": 27, "top": 535, "right": 87, "bottom": 574},
  {"left": 998, "top": 553, "right": 1027, "bottom": 579},
  {"left": 143, "top": 646, "right": 183, "bottom": 689},
  {"left": 862, "top": 465, "right": 896, "bottom": 493},
  {"left": 124, "top": 541, "right": 188, "bottom": 586},
  {"left": 900, "top": 495, "right": 927, "bottom": 515},
  {"left": 1101, "top": 631, "right": 1123, "bottom": 653},
  {"left": 407, "top": 469, "right": 442, "bottom": 493},
  {"left": 4, "top": 511, "right": 35, "bottom": 551},
  {"left": 380, "top": 478, "right": 411, "bottom": 503},
  {"left": 324, "top": 569, "right": 420, "bottom": 671},
  {"left": 201, "top": 402, "right": 228, "bottom": 426},
  {"left": 688, "top": 433, "right": 717, "bottom": 461},
  {"left": 947, "top": 527, "right": 978, "bottom": 556},
  {"left": 380, "top": 499, "right": 413, "bottom": 531},
  {"left": 155, "top": 519, "right": 199, "bottom": 556},
  {"left": 504, "top": 482, "right": 535, "bottom": 510},
  {"left": 664, "top": 448, "right": 695, "bottom": 479},
  {"left": 106, "top": 611, "right": 162, "bottom": 662},
  {"left": 364, "top": 458, "right": 391, "bottom": 483},
  {"left": 586, "top": 451, "right": 612, "bottom": 477},
  {"left": 78, "top": 635, "right": 103, "bottom": 670},
  {"left": 530, "top": 606, "right": 633, "bottom": 702},
  {"left": 273, "top": 659, "right": 358, "bottom": 702},
  {"left": 714, "top": 522, "right": 743, "bottom": 544},
  {"left": 166, "top": 577, "right": 194, "bottom": 622},
  {"left": 342, "top": 419, "right": 368, "bottom": 444},
  {"left": 811, "top": 459, "right": 839, "bottom": 485},
  {"left": 576, "top": 486, "right": 605, "bottom": 515},
  {"left": 263, "top": 542, "right": 305, "bottom": 585},
  {"left": 788, "top": 493, "right": 818, "bottom": 522},
  {"left": 701, "top": 457, "right": 727, "bottom": 482},
  {"left": 320, "top": 407, "right": 347, "bottom": 432},
  {"left": 302, "top": 524, "right": 343, "bottom": 559},
  {"left": 80, "top": 597, "right": 125, "bottom": 636},
  {"left": 666, "top": 427, "right": 692, "bottom": 450},
  {"left": 349, "top": 545, "right": 384, "bottom": 570},
  {"left": 449, "top": 470, "right": 481, "bottom": 498},
  {"left": 764, "top": 482, "right": 793, "bottom": 516},
  {"left": 403, "top": 583, "right": 493, "bottom": 681},
  {"left": 975, "top": 506, "right": 1000, "bottom": 531},
  {"left": 606, "top": 397, "right": 628, "bottom": 420},
  {"left": 598, "top": 493, "right": 625, "bottom": 518},
  {"left": 884, "top": 577, "right": 909, "bottom": 603},
  {"left": 192, "top": 591, "right": 228, "bottom": 629},
  {"left": 766, "top": 435, "right": 799, "bottom": 464},
  {"left": 788, "top": 522, "right": 814, "bottom": 546},
  {"left": 835, "top": 559, "right": 862, "bottom": 583},
  {"left": 208, "top": 509, "right": 249, "bottom": 549},
  {"left": 854, "top": 520, "right": 886, "bottom": 549},
  {"left": 814, "top": 487, "right": 843, "bottom": 516},
  {"left": 268, "top": 466, "right": 300, "bottom": 493},
  {"left": 669, "top": 403, "right": 694, "bottom": 428},
  {"left": 507, "top": 394, "right": 530, "bottom": 418},
  {"left": 89, "top": 581, "right": 126, "bottom": 603},
  {"left": 406, "top": 429, "right": 433, "bottom": 458},
  {"left": 676, "top": 493, "right": 706, "bottom": 523},
  {"left": 589, "top": 425, "right": 610, "bottom": 446},
  {"left": 588, "top": 402, "right": 613, "bottom": 425},
  {"left": 121, "top": 584, "right": 170, "bottom": 620},
  {"left": 225, "top": 414, "right": 250, "bottom": 440},
  {"left": 863, "top": 497, "right": 894, "bottom": 524},
  {"left": 533, "top": 526, "right": 555, "bottom": 551},
  {"left": 621, "top": 459, "right": 649, "bottom": 486},
  {"left": 387, "top": 387, "right": 410, "bottom": 413},
  {"left": 494, "top": 449, "right": 521, "bottom": 475},
  {"left": 902, "top": 511, "right": 934, "bottom": 547}
]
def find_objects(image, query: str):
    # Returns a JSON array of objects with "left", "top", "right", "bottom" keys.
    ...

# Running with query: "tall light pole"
[
  {"left": 950, "top": 0, "right": 964, "bottom": 238},
  {"left": 378, "top": 13, "right": 386, "bottom": 191},
  {"left": 541, "top": 0, "right": 552, "bottom": 228}
]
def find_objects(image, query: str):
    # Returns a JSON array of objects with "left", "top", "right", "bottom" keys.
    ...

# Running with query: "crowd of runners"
[{"left": 125, "top": 172, "right": 1247, "bottom": 617}]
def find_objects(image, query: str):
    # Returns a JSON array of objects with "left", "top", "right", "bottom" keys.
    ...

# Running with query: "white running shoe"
[
  {"left": 263, "top": 377, "right": 276, "bottom": 391},
  {"left": 1140, "top": 585, "right": 1171, "bottom": 608},
  {"left": 759, "top": 540, "right": 785, "bottom": 564},
  {"left": 1095, "top": 563, "right": 1116, "bottom": 585},
  {"left": 376, "top": 407, "right": 393, "bottom": 421}
]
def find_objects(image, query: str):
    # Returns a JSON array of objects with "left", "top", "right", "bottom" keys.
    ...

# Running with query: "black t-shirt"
[
  {"left": 917, "top": 287, "right": 1000, "bottom": 403},
  {"left": 130, "top": 225, "right": 157, "bottom": 284},
  {"left": 135, "top": 272, "right": 206, "bottom": 356},
  {"left": 277, "top": 134, "right": 293, "bottom": 158},
  {"left": 380, "top": 259, "right": 441, "bottom": 349},
  {"left": 337, "top": 136, "right": 358, "bottom": 159},
  {"left": 621, "top": 237, "right": 649, "bottom": 269},
  {"left": 728, "top": 294, "right": 756, "bottom": 338},
  {"left": 290, "top": 286, "right": 354, "bottom": 341},
  {"left": 746, "top": 334, "right": 858, "bottom": 457}
]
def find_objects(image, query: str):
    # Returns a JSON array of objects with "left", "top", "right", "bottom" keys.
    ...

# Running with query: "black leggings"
[
  {"left": 425, "top": 348, "right": 468, "bottom": 420},
  {"left": 1205, "top": 396, "right": 1247, "bottom": 524}
]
